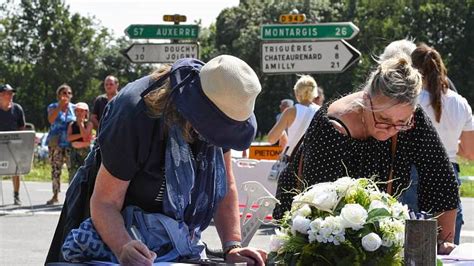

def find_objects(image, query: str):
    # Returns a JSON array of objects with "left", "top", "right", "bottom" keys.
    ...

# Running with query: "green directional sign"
[
  {"left": 261, "top": 22, "right": 359, "bottom": 40},
  {"left": 125, "top": 24, "right": 199, "bottom": 39}
]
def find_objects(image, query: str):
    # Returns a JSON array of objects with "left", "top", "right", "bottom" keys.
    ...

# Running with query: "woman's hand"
[
  {"left": 226, "top": 247, "right": 267, "bottom": 266},
  {"left": 119, "top": 240, "right": 156, "bottom": 266},
  {"left": 438, "top": 242, "right": 456, "bottom": 255}
]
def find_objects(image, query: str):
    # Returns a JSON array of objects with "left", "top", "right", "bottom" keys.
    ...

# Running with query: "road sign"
[
  {"left": 163, "top": 14, "right": 186, "bottom": 23},
  {"left": 122, "top": 43, "right": 199, "bottom": 63},
  {"left": 124, "top": 24, "right": 199, "bottom": 39},
  {"left": 261, "top": 40, "right": 360, "bottom": 74},
  {"left": 261, "top": 22, "right": 359, "bottom": 40},
  {"left": 249, "top": 145, "right": 283, "bottom": 160},
  {"left": 279, "top": 14, "right": 306, "bottom": 24}
]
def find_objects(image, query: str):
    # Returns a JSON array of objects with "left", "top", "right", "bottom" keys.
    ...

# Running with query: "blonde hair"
[
  {"left": 364, "top": 55, "right": 422, "bottom": 108},
  {"left": 293, "top": 75, "right": 318, "bottom": 103},
  {"left": 143, "top": 65, "right": 193, "bottom": 142}
]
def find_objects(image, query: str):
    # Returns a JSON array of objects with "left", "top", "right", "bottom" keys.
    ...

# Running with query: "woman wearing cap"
[
  {"left": 67, "top": 102, "right": 93, "bottom": 181},
  {"left": 63, "top": 56, "right": 267, "bottom": 265},
  {"left": 273, "top": 55, "right": 459, "bottom": 254},
  {"left": 46, "top": 84, "right": 75, "bottom": 205}
]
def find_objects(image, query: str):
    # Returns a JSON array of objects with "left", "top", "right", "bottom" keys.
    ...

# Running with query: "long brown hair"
[
  {"left": 143, "top": 65, "right": 193, "bottom": 142},
  {"left": 411, "top": 44, "right": 448, "bottom": 122}
]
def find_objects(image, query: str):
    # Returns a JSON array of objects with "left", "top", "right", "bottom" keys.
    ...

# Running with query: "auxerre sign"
[
  {"left": 261, "top": 40, "right": 360, "bottom": 74},
  {"left": 124, "top": 24, "right": 199, "bottom": 39},
  {"left": 122, "top": 43, "right": 199, "bottom": 63}
]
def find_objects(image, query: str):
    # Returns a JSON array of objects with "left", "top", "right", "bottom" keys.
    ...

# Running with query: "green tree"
[{"left": 0, "top": 0, "right": 110, "bottom": 130}]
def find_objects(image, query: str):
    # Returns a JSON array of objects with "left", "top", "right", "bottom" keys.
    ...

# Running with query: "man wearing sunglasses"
[{"left": 0, "top": 84, "right": 26, "bottom": 205}]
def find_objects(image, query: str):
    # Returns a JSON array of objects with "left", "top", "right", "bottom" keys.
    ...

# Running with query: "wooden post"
[{"left": 404, "top": 219, "right": 437, "bottom": 265}]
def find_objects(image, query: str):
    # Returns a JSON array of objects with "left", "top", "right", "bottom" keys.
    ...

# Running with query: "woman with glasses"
[
  {"left": 46, "top": 84, "right": 76, "bottom": 205},
  {"left": 410, "top": 44, "right": 474, "bottom": 245},
  {"left": 273, "top": 55, "right": 458, "bottom": 254}
]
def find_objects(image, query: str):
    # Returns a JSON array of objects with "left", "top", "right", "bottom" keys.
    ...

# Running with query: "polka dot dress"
[{"left": 273, "top": 104, "right": 459, "bottom": 219}]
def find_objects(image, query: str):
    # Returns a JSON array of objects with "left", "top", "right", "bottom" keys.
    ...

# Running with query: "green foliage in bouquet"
[{"left": 268, "top": 177, "right": 408, "bottom": 266}]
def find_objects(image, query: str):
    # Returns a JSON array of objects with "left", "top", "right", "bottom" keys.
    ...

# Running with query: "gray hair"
[
  {"left": 280, "top": 99, "right": 294, "bottom": 107},
  {"left": 364, "top": 55, "right": 422, "bottom": 108},
  {"left": 379, "top": 39, "right": 416, "bottom": 62}
]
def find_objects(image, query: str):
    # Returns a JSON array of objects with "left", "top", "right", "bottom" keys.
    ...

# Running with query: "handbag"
[
  {"left": 61, "top": 205, "right": 205, "bottom": 263},
  {"left": 269, "top": 105, "right": 317, "bottom": 181},
  {"left": 268, "top": 146, "right": 289, "bottom": 180}
]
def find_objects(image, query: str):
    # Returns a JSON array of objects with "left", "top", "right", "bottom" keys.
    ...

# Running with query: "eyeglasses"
[
  {"left": 368, "top": 95, "right": 414, "bottom": 131},
  {"left": 61, "top": 91, "right": 73, "bottom": 95}
]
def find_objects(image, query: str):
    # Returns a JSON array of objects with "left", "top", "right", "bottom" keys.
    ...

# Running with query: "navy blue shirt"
[
  {"left": 98, "top": 76, "right": 168, "bottom": 213},
  {"left": 0, "top": 103, "right": 25, "bottom": 131}
]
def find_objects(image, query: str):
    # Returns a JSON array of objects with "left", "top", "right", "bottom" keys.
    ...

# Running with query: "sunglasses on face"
[{"left": 368, "top": 95, "right": 414, "bottom": 131}]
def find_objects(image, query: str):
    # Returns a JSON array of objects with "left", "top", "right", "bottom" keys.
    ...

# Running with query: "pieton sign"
[
  {"left": 125, "top": 24, "right": 199, "bottom": 39},
  {"left": 122, "top": 43, "right": 199, "bottom": 63},
  {"left": 261, "top": 22, "right": 359, "bottom": 40},
  {"left": 261, "top": 40, "right": 360, "bottom": 74},
  {"left": 249, "top": 145, "right": 283, "bottom": 160}
]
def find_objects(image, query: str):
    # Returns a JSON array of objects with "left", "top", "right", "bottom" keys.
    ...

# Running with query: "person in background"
[
  {"left": 313, "top": 86, "right": 325, "bottom": 107},
  {"left": 274, "top": 99, "right": 294, "bottom": 148},
  {"left": 67, "top": 102, "right": 93, "bottom": 182},
  {"left": 91, "top": 75, "right": 119, "bottom": 131},
  {"left": 276, "top": 99, "right": 294, "bottom": 122},
  {"left": 379, "top": 38, "right": 458, "bottom": 92},
  {"left": 410, "top": 44, "right": 474, "bottom": 244},
  {"left": 0, "top": 84, "right": 25, "bottom": 205},
  {"left": 46, "top": 84, "right": 75, "bottom": 205},
  {"left": 267, "top": 75, "right": 319, "bottom": 156},
  {"left": 273, "top": 56, "right": 458, "bottom": 254}
]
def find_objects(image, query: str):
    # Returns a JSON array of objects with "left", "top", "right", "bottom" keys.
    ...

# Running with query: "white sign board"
[
  {"left": 261, "top": 40, "right": 360, "bottom": 74},
  {"left": 122, "top": 43, "right": 199, "bottom": 63}
]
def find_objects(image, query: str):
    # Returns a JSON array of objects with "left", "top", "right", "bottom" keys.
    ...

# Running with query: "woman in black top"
[
  {"left": 273, "top": 55, "right": 458, "bottom": 254},
  {"left": 67, "top": 102, "right": 93, "bottom": 181}
]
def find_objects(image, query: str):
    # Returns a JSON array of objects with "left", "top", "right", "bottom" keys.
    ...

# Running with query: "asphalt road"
[{"left": 0, "top": 181, "right": 473, "bottom": 265}]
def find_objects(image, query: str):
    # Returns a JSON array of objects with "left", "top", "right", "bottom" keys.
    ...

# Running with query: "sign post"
[
  {"left": 261, "top": 22, "right": 359, "bottom": 40},
  {"left": 261, "top": 40, "right": 360, "bottom": 74},
  {"left": 124, "top": 24, "right": 199, "bottom": 40},
  {"left": 121, "top": 43, "right": 199, "bottom": 63}
]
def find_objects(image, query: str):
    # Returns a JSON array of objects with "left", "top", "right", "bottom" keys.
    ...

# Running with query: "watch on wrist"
[{"left": 223, "top": 244, "right": 242, "bottom": 260}]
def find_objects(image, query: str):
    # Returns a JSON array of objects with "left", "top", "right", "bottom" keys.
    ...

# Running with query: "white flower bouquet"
[{"left": 268, "top": 177, "right": 409, "bottom": 265}]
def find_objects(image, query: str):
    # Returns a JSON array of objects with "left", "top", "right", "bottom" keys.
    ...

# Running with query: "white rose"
[
  {"left": 334, "top": 177, "right": 355, "bottom": 194},
  {"left": 340, "top": 204, "right": 368, "bottom": 230},
  {"left": 292, "top": 204, "right": 312, "bottom": 218},
  {"left": 269, "top": 229, "right": 288, "bottom": 252},
  {"left": 362, "top": 233, "right": 382, "bottom": 251},
  {"left": 390, "top": 202, "right": 409, "bottom": 219},
  {"left": 292, "top": 215, "right": 311, "bottom": 235},
  {"left": 295, "top": 186, "right": 317, "bottom": 202},
  {"left": 312, "top": 184, "right": 339, "bottom": 211},
  {"left": 368, "top": 200, "right": 389, "bottom": 212}
]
